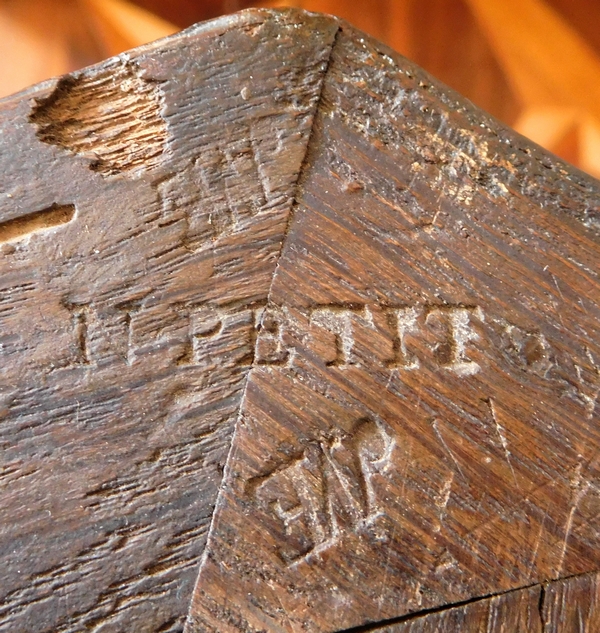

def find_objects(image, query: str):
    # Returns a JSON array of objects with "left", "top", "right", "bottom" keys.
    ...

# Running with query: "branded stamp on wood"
[
  {"left": 0, "top": 7, "right": 598, "bottom": 633},
  {"left": 250, "top": 417, "right": 394, "bottom": 563}
]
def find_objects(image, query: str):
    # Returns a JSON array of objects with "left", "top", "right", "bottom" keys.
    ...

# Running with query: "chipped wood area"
[
  {"left": 0, "top": 9, "right": 337, "bottom": 632},
  {"left": 29, "top": 62, "right": 168, "bottom": 176},
  {"left": 0, "top": 7, "right": 599, "bottom": 633},
  {"left": 0, "top": 203, "right": 75, "bottom": 243}
]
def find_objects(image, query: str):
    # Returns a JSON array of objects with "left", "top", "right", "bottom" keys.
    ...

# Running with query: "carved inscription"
[
  {"left": 425, "top": 306, "right": 483, "bottom": 376},
  {"left": 250, "top": 418, "right": 394, "bottom": 563},
  {"left": 33, "top": 299, "right": 599, "bottom": 418}
]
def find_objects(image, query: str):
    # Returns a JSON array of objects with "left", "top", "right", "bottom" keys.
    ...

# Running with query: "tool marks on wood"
[{"left": 157, "top": 126, "right": 271, "bottom": 250}]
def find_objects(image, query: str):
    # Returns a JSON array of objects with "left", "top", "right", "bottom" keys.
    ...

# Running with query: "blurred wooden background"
[{"left": 1, "top": 0, "right": 599, "bottom": 178}]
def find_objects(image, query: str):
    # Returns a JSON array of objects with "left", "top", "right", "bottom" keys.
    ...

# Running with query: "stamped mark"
[
  {"left": 18, "top": 296, "right": 600, "bottom": 421},
  {"left": 157, "top": 125, "right": 270, "bottom": 250},
  {"left": 250, "top": 418, "right": 394, "bottom": 564},
  {"left": 385, "top": 306, "right": 420, "bottom": 369},
  {"left": 310, "top": 303, "right": 483, "bottom": 374},
  {"left": 177, "top": 303, "right": 291, "bottom": 368},
  {"left": 0, "top": 204, "right": 75, "bottom": 243},
  {"left": 425, "top": 305, "right": 484, "bottom": 376},
  {"left": 501, "top": 321, "right": 553, "bottom": 377},
  {"left": 310, "top": 304, "right": 373, "bottom": 366}
]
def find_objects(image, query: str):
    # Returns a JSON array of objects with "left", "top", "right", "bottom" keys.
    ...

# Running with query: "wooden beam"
[
  {"left": 0, "top": 8, "right": 598, "bottom": 633},
  {"left": 0, "top": 9, "right": 337, "bottom": 631}
]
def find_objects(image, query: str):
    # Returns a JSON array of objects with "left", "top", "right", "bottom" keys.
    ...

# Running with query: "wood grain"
[
  {"left": 373, "top": 586, "right": 542, "bottom": 632},
  {"left": 543, "top": 572, "right": 600, "bottom": 633},
  {"left": 188, "top": 14, "right": 600, "bottom": 633},
  {"left": 362, "top": 571, "right": 600, "bottom": 632},
  {"left": 0, "top": 7, "right": 599, "bottom": 632},
  {"left": 0, "top": 9, "right": 336, "bottom": 632}
]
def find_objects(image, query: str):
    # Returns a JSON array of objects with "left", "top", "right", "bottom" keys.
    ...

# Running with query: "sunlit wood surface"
[
  {"left": 252, "top": 0, "right": 600, "bottom": 178},
  {"left": 0, "top": 0, "right": 599, "bottom": 177}
]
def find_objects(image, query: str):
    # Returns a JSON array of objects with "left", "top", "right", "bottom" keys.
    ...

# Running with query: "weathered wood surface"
[
  {"left": 187, "top": 12, "right": 600, "bottom": 633},
  {"left": 0, "top": 9, "right": 336, "bottom": 632},
  {"left": 362, "top": 571, "right": 600, "bottom": 632},
  {"left": 543, "top": 571, "right": 600, "bottom": 632},
  {"left": 371, "top": 585, "right": 543, "bottom": 632},
  {"left": 0, "top": 7, "right": 599, "bottom": 633}
]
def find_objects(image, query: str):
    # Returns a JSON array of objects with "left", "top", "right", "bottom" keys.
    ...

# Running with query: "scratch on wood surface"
[
  {"left": 557, "top": 460, "right": 590, "bottom": 577},
  {"left": 488, "top": 398, "right": 519, "bottom": 490},
  {"left": 432, "top": 419, "right": 465, "bottom": 480},
  {"left": 574, "top": 347, "right": 600, "bottom": 419},
  {"left": 376, "top": 524, "right": 396, "bottom": 617},
  {"left": 434, "top": 473, "right": 454, "bottom": 533},
  {"left": 528, "top": 502, "right": 549, "bottom": 579}
]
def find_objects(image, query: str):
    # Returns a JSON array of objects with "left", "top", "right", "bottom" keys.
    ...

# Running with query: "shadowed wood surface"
[{"left": 0, "top": 8, "right": 598, "bottom": 633}]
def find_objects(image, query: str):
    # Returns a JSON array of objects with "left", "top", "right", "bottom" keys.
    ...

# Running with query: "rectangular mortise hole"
[{"left": 0, "top": 204, "right": 76, "bottom": 243}]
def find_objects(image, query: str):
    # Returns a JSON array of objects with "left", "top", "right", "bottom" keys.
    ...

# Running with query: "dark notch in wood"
[
  {"left": 72, "top": 306, "right": 91, "bottom": 366},
  {"left": 29, "top": 62, "right": 167, "bottom": 176},
  {"left": 0, "top": 203, "right": 75, "bottom": 243}
]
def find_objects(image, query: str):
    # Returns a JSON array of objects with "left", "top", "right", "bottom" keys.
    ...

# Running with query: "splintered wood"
[{"left": 0, "top": 7, "right": 598, "bottom": 633}]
